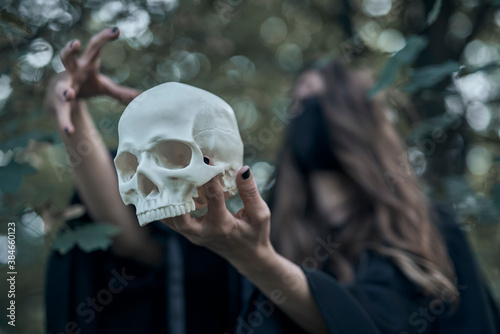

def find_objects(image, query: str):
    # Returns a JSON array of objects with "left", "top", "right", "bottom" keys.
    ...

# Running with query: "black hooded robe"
[{"left": 46, "top": 200, "right": 500, "bottom": 334}]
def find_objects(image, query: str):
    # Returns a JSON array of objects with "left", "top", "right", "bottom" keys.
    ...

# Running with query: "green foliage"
[
  {"left": 406, "top": 113, "right": 459, "bottom": 144},
  {"left": 464, "top": 61, "right": 500, "bottom": 75},
  {"left": 1, "top": 130, "right": 56, "bottom": 150},
  {"left": 0, "top": 161, "right": 37, "bottom": 194},
  {"left": 368, "top": 35, "right": 429, "bottom": 98},
  {"left": 0, "top": 2, "right": 499, "bottom": 327},
  {"left": 53, "top": 223, "right": 121, "bottom": 255},
  {"left": 426, "top": 0, "right": 443, "bottom": 27},
  {"left": 432, "top": 177, "right": 500, "bottom": 225},
  {"left": 404, "top": 60, "right": 460, "bottom": 93}
]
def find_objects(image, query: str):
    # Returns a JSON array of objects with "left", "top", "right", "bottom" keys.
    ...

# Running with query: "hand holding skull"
[
  {"left": 115, "top": 82, "right": 273, "bottom": 267},
  {"left": 162, "top": 167, "right": 273, "bottom": 269}
]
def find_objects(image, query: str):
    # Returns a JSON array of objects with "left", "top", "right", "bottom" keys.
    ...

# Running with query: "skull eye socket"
[
  {"left": 153, "top": 140, "right": 192, "bottom": 169},
  {"left": 115, "top": 152, "right": 138, "bottom": 182}
]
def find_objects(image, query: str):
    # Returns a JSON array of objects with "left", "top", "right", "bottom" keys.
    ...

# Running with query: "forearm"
[
  {"left": 59, "top": 100, "right": 126, "bottom": 226},
  {"left": 235, "top": 249, "right": 329, "bottom": 334},
  {"left": 48, "top": 90, "right": 162, "bottom": 265}
]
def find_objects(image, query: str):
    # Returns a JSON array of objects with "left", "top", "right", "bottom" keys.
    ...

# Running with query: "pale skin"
[{"left": 45, "top": 28, "right": 328, "bottom": 334}]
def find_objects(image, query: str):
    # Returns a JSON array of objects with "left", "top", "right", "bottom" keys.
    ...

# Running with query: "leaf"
[
  {"left": 404, "top": 60, "right": 460, "bottom": 93},
  {"left": 465, "top": 62, "right": 500, "bottom": 75},
  {"left": 1, "top": 130, "right": 55, "bottom": 150},
  {"left": 53, "top": 223, "right": 121, "bottom": 255},
  {"left": 492, "top": 183, "right": 500, "bottom": 207},
  {"left": 426, "top": 0, "right": 442, "bottom": 27},
  {"left": 0, "top": 161, "right": 37, "bottom": 194},
  {"left": 406, "top": 114, "right": 458, "bottom": 143},
  {"left": 394, "top": 35, "right": 429, "bottom": 65},
  {"left": 368, "top": 35, "right": 429, "bottom": 98},
  {"left": 367, "top": 61, "right": 400, "bottom": 98},
  {"left": 75, "top": 224, "right": 121, "bottom": 253},
  {"left": 52, "top": 232, "right": 76, "bottom": 255}
]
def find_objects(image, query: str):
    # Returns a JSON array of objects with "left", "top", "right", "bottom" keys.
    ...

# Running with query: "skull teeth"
[{"left": 137, "top": 202, "right": 196, "bottom": 226}]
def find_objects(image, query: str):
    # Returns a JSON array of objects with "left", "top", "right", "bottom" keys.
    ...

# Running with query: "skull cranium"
[{"left": 115, "top": 82, "right": 243, "bottom": 226}]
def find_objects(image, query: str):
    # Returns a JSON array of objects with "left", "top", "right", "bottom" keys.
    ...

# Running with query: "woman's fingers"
[
  {"left": 53, "top": 81, "right": 75, "bottom": 134},
  {"left": 161, "top": 214, "right": 202, "bottom": 236},
  {"left": 204, "top": 175, "right": 227, "bottom": 220},
  {"left": 60, "top": 40, "right": 81, "bottom": 72},
  {"left": 236, "top": 167, "right": 270, "bottom": 223},
  {"left": 55, "top": 104, "right": 74, "bottom": 135},
  {"left": 98, "top": 74, "right": 141, "bottom": 104},
  {"left": 62, "top": 86, "right": 76, "bottom": 102},
  {"left": 83, "top": 27, "right": 120, "bottom": 63}
]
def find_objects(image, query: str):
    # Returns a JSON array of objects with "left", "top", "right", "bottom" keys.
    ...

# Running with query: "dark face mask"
[{"left": 287, "top": 96, "right": 342, "bottom": 175}]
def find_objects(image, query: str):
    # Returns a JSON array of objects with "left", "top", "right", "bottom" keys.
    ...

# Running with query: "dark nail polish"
[
  {"left": 64, "top": 128, "right": 69, "bottom": 135},
  {"left": 63, "top": 90, "right": 68, "bottom": 98},
  {"left": 111, "top": 27, "right": 118, "bottom": 33},
  {"left": 242, "top": 168, "right": 250, "bottom": 180},
  {"left": 203, "top": 157, "right": 210, "bottom": 165}
]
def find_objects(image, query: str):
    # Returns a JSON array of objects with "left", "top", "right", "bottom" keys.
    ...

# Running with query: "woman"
[
  {"left": 269, "top": 62, "right": 500, "bottom": 333},
  {"left": 45, "top": 29, "right": 499, "bottom": 334}
]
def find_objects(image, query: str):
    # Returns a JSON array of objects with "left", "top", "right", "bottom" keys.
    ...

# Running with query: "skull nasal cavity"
[
  {"left": 138, "top": 173, "right": 160, "bottom": 197},
  {"left": 154, "top": 140, "right": 192, "bottom": 169}
]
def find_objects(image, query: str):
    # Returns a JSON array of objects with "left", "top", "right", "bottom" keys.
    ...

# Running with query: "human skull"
[{"left": 114, "top": 82, "right": 243, "bottom": 226}]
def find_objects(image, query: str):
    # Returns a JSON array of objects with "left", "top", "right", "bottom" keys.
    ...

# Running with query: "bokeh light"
[
  {"left": 276, "top": 43, "right": 303, "bottom": 72},
  {"left": 260, "top": 17, "right": 288, "bottom": 45},
  {"left": 362, "top": 0, "right": 392, "bottom": 17},
  {"left": 1, "top": 1, "right": 500, "bottom": 331},
  {"left": 21, "top": 211, "right": 45, "bottom": 239},
  {"left": 465, "top": 102, "right": 491, "bottom": 132},
  {"left": 25, "top": 39, "right": 53, "bottom": 68},
  {"left": 466, "top": 146, "right": 492, "bottom": 176},
  {"left": 377, "top": 28, "right": 405, "bottom": 53},
  {"left": 0, "top": 75, "right": 13, "bottom": 101},
  {"left": 250, "top": 161, "right": 276, "bottom": 192},
  {"left": 231, "top": 99, "right": 259, "bottom": 131},
  {"left": 408, "top": 147, "right": 427, "bottom": 176},
  {"left": 464, "top": 40, "right": 500, "bottom": 68},
  {"left": 448, "top": 12, "right": 473, "bottom": 39},
  {"left": 0, "top": 236, "right": 12, "bottom": 265},
  {"left": 455, "top": 72, "right": 492, "bottom": 102}
]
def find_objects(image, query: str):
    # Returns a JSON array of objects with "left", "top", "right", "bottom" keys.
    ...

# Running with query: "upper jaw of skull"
[{"left": 115, "top": 139, "right": 225, "bottom": 226}]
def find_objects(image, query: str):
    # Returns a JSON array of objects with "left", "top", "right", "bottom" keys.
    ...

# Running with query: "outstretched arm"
[
  {"left": 161, "top": 166, "right": 329, "bottom": 334},
  {"left": 45, "top": 28, "right": 162, "bottom": 266}
]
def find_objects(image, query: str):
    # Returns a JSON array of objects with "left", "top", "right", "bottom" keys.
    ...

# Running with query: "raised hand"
[{"left": 46, "top": 27, "right": 140, "bottom": 135}]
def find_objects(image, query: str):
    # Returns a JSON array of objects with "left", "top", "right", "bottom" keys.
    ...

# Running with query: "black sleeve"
[
  {"left": 304, "top": 252, "right": 427, "bottom": 334},
  {"left": 433, "top": 206, "right": 500, "bottom": 333},
  {"left": 304, "top": 207, "right": 500, "bottom": 334},
  {"left": 235, "top": 252, "right": 427, "bottom": 334},
  {"left": 236, "top": 207, "right": 500, "bottom": 334}
]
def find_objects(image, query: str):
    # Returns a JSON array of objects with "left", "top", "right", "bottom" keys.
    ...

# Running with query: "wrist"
[{"left": 231, "top": 242, "right": 280, "bottom": 278}]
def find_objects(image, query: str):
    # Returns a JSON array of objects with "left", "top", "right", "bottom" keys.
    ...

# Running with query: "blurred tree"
[{"left": 0, "top": 0, "right": 499, "bottom": 333}]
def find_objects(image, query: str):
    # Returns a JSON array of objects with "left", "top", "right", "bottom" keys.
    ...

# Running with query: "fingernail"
[
  {"left": 63, "top": 90, "right": 68, "bottom": 99},
  {"left": 203, "top": 157, "right": 210, "bottom": 165},
  {"left": 64, "top": 128, "right": 69, "bottom": 135},
  {"left": 242, "top": 167, "right": 250, "bottom": 180},
  {"left": 70, "top": 40, "right": 74, "bottom": 48},
  {"left": 111, "top": 27, "right": 118, "bottom": 33}
]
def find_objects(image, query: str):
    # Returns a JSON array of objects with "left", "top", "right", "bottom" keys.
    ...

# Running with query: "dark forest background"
[{"left": 0, "top": 0, "right": 499, "bottom": 332}]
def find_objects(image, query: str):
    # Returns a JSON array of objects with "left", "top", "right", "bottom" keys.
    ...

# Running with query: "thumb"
[
  {"left": 236, "top": 167, "right": 269, "bottom": 221},
  {"left": 55, "top": 84, "right": 76, "bottom": 135}
]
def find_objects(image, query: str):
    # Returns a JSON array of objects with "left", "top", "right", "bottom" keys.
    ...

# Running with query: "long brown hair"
[{"left": 270, "top": 60, "right": 458, "bottom": 304}]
